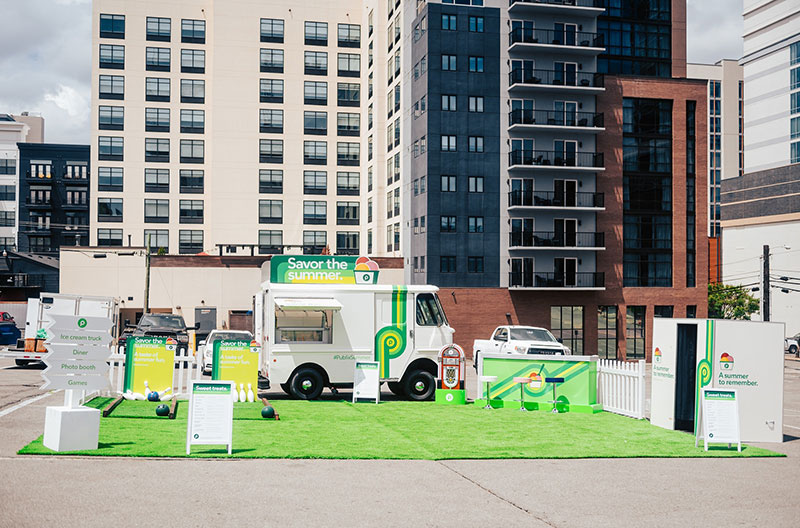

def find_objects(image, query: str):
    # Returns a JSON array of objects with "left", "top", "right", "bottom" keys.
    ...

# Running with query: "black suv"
[{"left": 131, "top": 313, "right": 197, "bottom": 355}]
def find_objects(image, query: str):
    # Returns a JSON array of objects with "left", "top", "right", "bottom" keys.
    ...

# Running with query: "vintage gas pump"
[{"left": 435, "top": 343, "right": 466, "bottom": 404}]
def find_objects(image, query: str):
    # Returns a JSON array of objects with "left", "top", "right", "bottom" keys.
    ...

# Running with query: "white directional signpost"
[{"left": 40, "top": 295, "right": 116, "bottom": 452}]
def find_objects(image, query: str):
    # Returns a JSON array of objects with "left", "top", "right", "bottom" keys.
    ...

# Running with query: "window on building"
[
  {"left": 468, "top": 56, "right": 484, "bottom": 73},
  {"left": 179, "top": 139, "right": 204, "bottom": 163},
  {"left": 181, "top": 49, "right": 205, "bottom": 73},
  {"left": 144, "top": 137, "right": 169, "bottom": 162},
  {"left": 440, "top": 215, "right": 456, "bottom": 232},
  {"left": 303, "top": 171, "right": 327, "bottom": 194},
  {"left": 442, "top": 14, "right": 456, "bottom": 30},
  {"left": 468, "top": 136, "right": 484, "bottom": 153},
  {"left": 441, "top": 54, "right": 456, "bottom": 71},
  {"left": 626, "top": 306, "right": 646, "bottom": 359},
  {"left": 654, "top": 306, "right": 673, "bottom": 318},
  {"left": 259, "top": 199, "right": 283, "bottom": 223},
  {"left": 66, "top": 190, "right": 87, "bottom": 205},
  {"left": 99, "top": 136, "right": 124, "bottom": 160},
  {"left": 97, "top": 198, "right": 123, "bottom": 222},
  {"left": 146, "top": 17, "right": 171, "bottom": 41},
  {"left": 144, "top": 230, "right": 169, "bottom": 253},
  {"left": 99, "top": 105, "right": 124, "bottom": 130},
  {"left": 144, "top": 168, "right": 169, "bottom": 193},
  {"left": 145, "top": 107, "right": 170, "bottom": 132},
  {"left": 259, "top": 139, "right": 283, "bottom": 163},
  {"left": 337, "top": 201, "right": 359, "bottom": 225},
  {"left": 303, "top": 111, "right": 327, "bottom": 136},
  {"left": 338, "top": 23, "right": 361, "bottom": 47},
  {"left": 181, "top": 109, "right": 204, "bottom": 133},
  {"left": 179, "top": 230, "right": 203, "bottom": 254},
  {"left": 179, "top": 200, "right": 203, "bottom": 223},
  {"left": 260, "top": 48, "right": 284, "bottom": 73},
  {"left": 337, "top": 171, "right": 359, "bottom": 195},
  {"left": 259, "top": 169, "right": 283, "bottom": 194},
  {"left": 305, "top": 21, "right": 328, "bottom": 45},
  {"left": 97, "top": 167, "right": 122, "bottom": 191},
  {"left": 304, "top": 81, "right": 328, "bottom": 105},
  {"left": 441, "top": 135, "right": 457, "bottom": 151},
  {"left": 0, "top": 185, "right": 15, "bottom": 201},
  {"left": 99, "top": 13, "right": 125, "bottom": 39},
  {"left": 468, "top": 96, "right": 484, "bottom": 112},
  {"left": 0, "top": 160, "right": 15, "bottom": 176},
  {"left": 0, "top": 211, "right": 15, "bottom": 227},
  {"left": 441, "top": 174, "right": 456, "bottom": 192},
  {"left": 259, "top": 109, "right": 284, "bottom": 133},
  {"left": 180, "top": 169, "right": 204, "bottom": 193},
  {"left": 258, "top": 230, "right": 283, "bottom": 254},
  {"left": 468, "top": 175, "right": 484, "bottom": 193},
  {"left": 337, "top": 113, "right": 360, "bottom": 136},
  {"left": 144, "top": 198, "right": 169, "bottom": 223},
  {"left": 338, "top": 53, "right": 361, "bottom": 77},
  {"left": 304, "top": 140, "right": 327, "bottom": 164},
  {"left": 336, "top": 232, "right": 359, "bottom": 255},
  {"left": 440, "top": 256, "right": 457, "bottom": 273},
  {"left": 337, "top": 142, "right": 360, "bottom": 165},
  {"left": 441, "top": 94, "right": 456, "bottom": 111},
  {"left": 597, "top": 306, "right": 617, "bottom": 359},
  {"left": 338, "top": 82, "right": 360, "bottom": 106},
  {"left": 260, "top": 79, "right": 284, "bottom": 103},
  {"left": 180, "top": 79, "right": 204, "bottom": 103},
  {"left": 145, "top": 47, "right": 170, "bottom": 71},
  {"left": 467, "top": 256, "right": 484, "bottom": 273},
  {"left": 98, "top": 228, "right": 123, "bottom": 247},
  {"left": 145, "top": 77, "right": 170, "bottom": 102},
  {"left": 468, "top": 216, "right": 484, "bottom": 233},
  {"left": 305, "top": 51, "right": 328, "bottom": 75},
  {"left": 303, "top": 231, "right": 327, "bottom": 254},
  {"left": 260, "top": 18, "right": 284, "bottom": 43},
  {"left": 686, "top": 305, "right": 697, "bottom": 318},
  {"left": 551, "top": 306, "right": 583, "bottom": 355},
  {"left": 181, "top": 19, "right": 205, "bottom": 43},
  {"left": 468, "top": 16, "right": 484, "bottom": 32},
  {"left": 99, "top": 75, "right": 125, "bottom": 100},
  {"left": 99, "top": 44, "right": 124, "bottom": 69},
  {"left": 304, "top": 201, "right": 327, "bottom": 224}
]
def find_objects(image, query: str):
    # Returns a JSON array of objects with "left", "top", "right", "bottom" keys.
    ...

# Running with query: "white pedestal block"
[{"left": 43, "top": 406, "right": 100, "bottom": 452}]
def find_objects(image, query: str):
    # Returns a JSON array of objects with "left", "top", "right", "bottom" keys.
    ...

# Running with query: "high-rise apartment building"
[
  {"left": 91, "top": 0, "right": 707, "bottom": 359},
  {"left": 721, "top": 1, "right": 800, "bottom": 333}
]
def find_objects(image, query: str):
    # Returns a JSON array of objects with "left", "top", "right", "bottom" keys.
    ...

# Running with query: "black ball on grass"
[
  {"left": 261, "top": 406, "right": 275, "bottom": 419},
  {"left": 155, "top": 404, "right": 169, "bottom": 416}
]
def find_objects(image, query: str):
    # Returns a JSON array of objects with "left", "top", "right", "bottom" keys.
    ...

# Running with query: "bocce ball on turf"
[
  {"left": 261, "top": 406, "right": 275, "bottom": 419},
  {"left": 155, "top": 404, "right": 169, "bottom": 416}
]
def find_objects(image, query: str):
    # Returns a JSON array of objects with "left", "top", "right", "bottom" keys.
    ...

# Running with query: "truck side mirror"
[{"left": 557, "top": 338, "right": 563, "bottom": 344}]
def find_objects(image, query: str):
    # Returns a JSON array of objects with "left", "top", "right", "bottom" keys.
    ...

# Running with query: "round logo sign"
[
  {"left": 77, "top": 318, "right": 87, "bottom": 329},
  {"left": 445, "top": 393, "right": 454, "bottom": 402}
]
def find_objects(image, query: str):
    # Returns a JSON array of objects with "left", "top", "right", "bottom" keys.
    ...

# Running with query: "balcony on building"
[
  {"left": 509, "top": 68, "right": 604, "bottom": 93},
  {"left": 303, "top": 245, "right": 326, "bottom": 255},
  {"left": 25, "top": 171, "right": 53, "bottom": 184},
  {"left": 508, "top": 109, "right": 604, "bottom": 133},
  {"left": 508, "top": 231, "right": 604, "bottom": 249},
  {"left": 508, "top": 190, "right": 604, "bottom": 210},
  {"left": 507, "top": 0, "right": 605, "bottom": 16},
  {"left": 508, "top": 28, "right": 604, "bottom": 54},
  {"left": 508, "top": 150, "right": 604, "bottom": 170},
  {"left": 24, "top": 198, "right": 53, "bottom": 210},
  {"left": 258, "top": 244, "right": 284, "bottom": 255},
  {"left": 509, "top": 271, "right": 604, "bottom": 290},
  {"left": 335, "top": 248, "right": 359, "bottom": 256}
]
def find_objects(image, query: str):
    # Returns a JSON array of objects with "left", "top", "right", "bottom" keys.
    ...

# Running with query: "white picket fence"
[{"left": 597, "top": 359, "right": 646, "bottom": 419}]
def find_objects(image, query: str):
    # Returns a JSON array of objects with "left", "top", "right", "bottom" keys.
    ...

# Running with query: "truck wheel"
[
  {"left": 790, "top": 345, "right": 798, "bottom": 355},
  {"left": 387, "top": 381, "right": 405, "bottom": 397},
  {"left": 289, "top": 368, "right": 324, "bottom": 400},
  {"left": 403, "top": 370, "right": 435, "bottom": 401},
  {"left": 15, "top": 359, "right": 30, "bottom": 367}
]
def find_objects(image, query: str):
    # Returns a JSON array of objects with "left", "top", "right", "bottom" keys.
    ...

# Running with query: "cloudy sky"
[{"left": 0, "top": 0, "right": 743, "bottom": 145}]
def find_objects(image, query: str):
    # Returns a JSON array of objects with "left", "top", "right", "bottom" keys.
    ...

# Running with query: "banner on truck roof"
[{"left": 270, "top": 255, "right": 380, "bottom": 284}]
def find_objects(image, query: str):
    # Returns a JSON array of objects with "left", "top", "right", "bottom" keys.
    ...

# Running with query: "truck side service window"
[
  {"left": 416, "top": 293, "right": 446, "bottom": 327},
  {"left": 275, "top": 310, "right": 332, "bottom": 344}
]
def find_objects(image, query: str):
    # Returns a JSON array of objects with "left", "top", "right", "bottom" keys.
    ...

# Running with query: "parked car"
[
  {"left": 785, "top": 335, "right": 799, "bottom": 355},
  {"left": 131, "top": 313, "right": 198, "bottom": 356},
  {"left": 0, "top": 311, "right": 15, "bottom": 324},
  {"left": 473, "top": 325, "right": 570, "bottom": 370},
  {"left": 200, "top": 330, "right": 254, "bottom": 374}
]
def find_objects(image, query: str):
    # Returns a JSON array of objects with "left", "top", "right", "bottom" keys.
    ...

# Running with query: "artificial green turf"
[{"left": 18, "top": 398, "right": 783, "bottom": 459}]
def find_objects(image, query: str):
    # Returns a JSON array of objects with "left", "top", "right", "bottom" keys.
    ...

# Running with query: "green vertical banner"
[
  {"left": 694, "top": 320, "right": 715, "bottom": 435},
  {"left": 212, "top": 340, "right": 260, "bottom": 401},
  {"left": 374, "top": 286, "right": 407, "bottom": 378}
]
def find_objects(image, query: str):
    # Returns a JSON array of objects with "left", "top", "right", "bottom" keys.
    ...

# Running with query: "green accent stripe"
[
  {"left": 694, "top": 319, "right": 715, "bottom": 435},
  {"left": 375, "top": 286, "right": 409, "bottom": 378},
  {"left": 123, "top": 337, "right": 134, "bottom": 392}
]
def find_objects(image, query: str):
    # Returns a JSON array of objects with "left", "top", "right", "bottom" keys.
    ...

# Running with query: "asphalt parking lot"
[{"left": 1, "top": 357, "right": 799, "bottom": 527}]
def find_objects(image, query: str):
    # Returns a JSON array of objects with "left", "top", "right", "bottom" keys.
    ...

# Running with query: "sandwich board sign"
[
  {"left": 353, "top": 360, "right": 380, "bottom": 403},
  {"left": 212, "top": 340, "right": 260, "bottom": 402},
  {"left": 186, "top": 380, "right": 234, "bottom": 455},
  {"left": 696, "top": 388, "right": 741, "bottom": 452}
]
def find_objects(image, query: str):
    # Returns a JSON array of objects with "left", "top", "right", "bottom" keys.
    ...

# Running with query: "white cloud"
[
  {"left": 687, "top": 0, "right": 743, "bottom": 64},
  {"left": 44, "top": 85, "right": 89, "bottom": 119}
]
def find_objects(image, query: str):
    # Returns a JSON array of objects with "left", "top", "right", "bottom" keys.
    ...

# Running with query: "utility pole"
[
  {"left": 762, "top": 244, "right": 770, "bottom": 321},
  {"left": 144, "top": 234, "right": 151, "bottom": 314}
]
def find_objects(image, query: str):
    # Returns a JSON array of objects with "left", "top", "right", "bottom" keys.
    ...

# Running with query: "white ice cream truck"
[{"left": 254, "top": 255, "right": 454, "bottom": 400}]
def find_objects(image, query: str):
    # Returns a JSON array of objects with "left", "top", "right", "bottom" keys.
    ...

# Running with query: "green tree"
[{"left": 708, "top": 283, "right": 760, "bottom": 320}]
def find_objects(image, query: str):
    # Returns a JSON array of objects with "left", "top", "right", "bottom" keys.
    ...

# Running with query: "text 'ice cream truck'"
[{"left": 254, "top": 256, "right": 454, "bottom": 400}]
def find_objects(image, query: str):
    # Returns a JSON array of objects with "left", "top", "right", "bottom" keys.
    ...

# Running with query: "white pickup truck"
[{"left": 473, "top": 325, "right": 570, "bottom": 369}]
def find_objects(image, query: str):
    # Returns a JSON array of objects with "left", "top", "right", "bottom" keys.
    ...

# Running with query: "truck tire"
[
  {"left": 387, "top": 381, "right": 405, "bottom": 397},
  {"left": 790, "top": 345, "right": 798, "bottom": 355},
  {"left": 403, "top": 370, "right": 435, "bottom": 401},
  {"left": 289, "top": 368, "right": 324, "bottom": 400}
]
